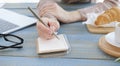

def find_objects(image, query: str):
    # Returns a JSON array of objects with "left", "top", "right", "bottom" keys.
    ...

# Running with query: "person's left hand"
[{"left": 37, "top": 1, "right": 76, "bottom": 23}]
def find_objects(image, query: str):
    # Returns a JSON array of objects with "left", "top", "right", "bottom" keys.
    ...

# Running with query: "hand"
[
  {"left": 36, "top": 17, "right": 60, "bottom": 40},
  {"left": 37, "top": 1, "right": 85, "bottom": 23},
  {"left": 38, "top": 1, "right": 69, "bottom": 23}
]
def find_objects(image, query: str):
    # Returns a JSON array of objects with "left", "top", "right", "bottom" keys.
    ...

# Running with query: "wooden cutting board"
[
  {"left": 86, "top": 24, "right": 115, "bottom": 34},
  {"left": 99, "top": 36, "right": 120, "bottom": 57}
]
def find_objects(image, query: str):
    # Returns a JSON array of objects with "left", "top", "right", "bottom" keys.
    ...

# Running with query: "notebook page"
[{"left": 37, "top": 34, "right": 69, "bottom": 54}]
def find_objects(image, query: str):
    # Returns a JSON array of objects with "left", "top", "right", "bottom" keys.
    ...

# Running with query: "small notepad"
[{"left": 37, "top": 34, "right": 69, "bottom": 54}]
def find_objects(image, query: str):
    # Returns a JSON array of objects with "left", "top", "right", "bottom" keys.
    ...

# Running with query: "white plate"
[{"left": 105, "top": 32, "right": 120, "bottom": 48}]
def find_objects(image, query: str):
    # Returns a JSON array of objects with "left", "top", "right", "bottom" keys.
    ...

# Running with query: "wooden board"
[
  {"left": 86, "top": 24, "right": 115, "bottom": 34},
  {"left": 99, "top": 36, "right": 120, "bottom": 57}
]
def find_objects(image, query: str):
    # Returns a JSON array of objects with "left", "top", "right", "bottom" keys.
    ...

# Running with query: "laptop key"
[{"left": 0, "top": 19, "right": 19, "bottom": 34}]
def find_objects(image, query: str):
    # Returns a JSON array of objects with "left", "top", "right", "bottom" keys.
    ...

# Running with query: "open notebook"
[
  {"left": 37, "top": 34, "right": 69, "bottom": 54},
  {"left": 0, "top": 8, "right": 36, "bottom": 34}
]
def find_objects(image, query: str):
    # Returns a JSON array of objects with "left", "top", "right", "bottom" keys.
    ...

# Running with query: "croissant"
[{"left": 95, "top": 7, "right": 120, "bottom": 25}]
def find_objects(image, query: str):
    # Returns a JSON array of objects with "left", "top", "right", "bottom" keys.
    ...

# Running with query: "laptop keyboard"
[{"left": 0, "top": 19, "right": 19, "bottom": 34}]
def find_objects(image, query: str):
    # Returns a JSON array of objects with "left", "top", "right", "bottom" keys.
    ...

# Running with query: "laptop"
[{"left": 0, "top": 8, "right": 37, "bottom": 34}]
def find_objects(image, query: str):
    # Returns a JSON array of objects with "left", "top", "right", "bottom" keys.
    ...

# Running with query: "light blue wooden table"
[{"left": 0, "top": 2, "right": 119, "bottom": 66}]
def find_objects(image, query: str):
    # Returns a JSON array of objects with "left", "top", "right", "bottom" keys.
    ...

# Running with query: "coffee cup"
[{"left": 115, "top": 22, "right": 120, "bottom": 44}]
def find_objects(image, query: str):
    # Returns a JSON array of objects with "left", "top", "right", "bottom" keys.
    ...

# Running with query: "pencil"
[{"left": 28, "top": 7, "right": 59, "bottom": 40}]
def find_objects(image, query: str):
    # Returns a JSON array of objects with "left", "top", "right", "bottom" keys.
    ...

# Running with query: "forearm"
[
  {"left": 37, "top": 0, "right": 60, "bottom": 10},
  {"left": 65, "top": 11, "right": 86, "bottom": 23},
  {"left": 62, "top": 2, "right": 113, "bottom": 23},
  {"left": 68, "top": 11, "right": 81, "bottom": 22},
  {"left": 78, "top": 0, "right": 119, "bottom": 14}
]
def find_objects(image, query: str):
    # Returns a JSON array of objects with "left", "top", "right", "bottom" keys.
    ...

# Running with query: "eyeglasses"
[{"left": 0, "top": 34, "right": 24, "bottom": 50}]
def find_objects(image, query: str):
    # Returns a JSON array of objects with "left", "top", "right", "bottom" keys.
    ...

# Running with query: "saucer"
[
  {"left": 105, "top": 32, "right": 120, "bottom": 48},
  {"left": 99, "top": 36, "right": 120, "bottom": 57}
]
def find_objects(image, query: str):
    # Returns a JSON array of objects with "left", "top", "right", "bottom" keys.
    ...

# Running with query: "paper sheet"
[{"left": 37, "top": 34, "right": 69, "bottom": 54}]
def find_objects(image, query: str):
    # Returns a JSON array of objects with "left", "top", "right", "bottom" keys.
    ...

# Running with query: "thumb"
[{"left": 48, "top": 22, "right": 57, "bottom": 32}]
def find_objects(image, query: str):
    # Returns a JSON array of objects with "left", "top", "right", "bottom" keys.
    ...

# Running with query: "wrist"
[
  {"left": 69, "top": 11, "right": 81, "bottom": 21},
  {"left": 68, "top": 10, "right": 87, "bottom": 22},
  {"left": 42, "top": 13, "right": 58, "bottom": 21}
]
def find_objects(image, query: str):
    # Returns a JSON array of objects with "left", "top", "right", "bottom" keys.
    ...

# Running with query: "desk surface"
[{"left": 0, "top": 2, "right": 120, "bottom": 66}]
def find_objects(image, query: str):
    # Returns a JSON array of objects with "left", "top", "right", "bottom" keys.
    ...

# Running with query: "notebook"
[
  {"left": 37, "top": 34, "right": 69, "bottom": 54},
  {"left": 0, "top": 8, "right": 36, "bottom": 34}
]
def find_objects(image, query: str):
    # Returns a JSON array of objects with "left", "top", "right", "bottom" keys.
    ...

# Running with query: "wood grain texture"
[
  {"left": 99, "top": 36, "right": 120, "bottom": 57},
  {"left": 86, "top": 24, "right": 115, "bottom": 34}
]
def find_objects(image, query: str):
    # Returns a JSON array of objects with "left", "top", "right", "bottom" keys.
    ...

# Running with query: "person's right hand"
[{"left": 36, "top": 17, "right": 60, "bottom": 40}]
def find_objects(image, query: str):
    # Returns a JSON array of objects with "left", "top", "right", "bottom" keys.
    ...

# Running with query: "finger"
[
  {"left": 48, "top": 20, "right": 60, "bottom": 31},
  {"left": 36, "top": 17, "right": 59, "bottom": 39},
  {"left": 47, "top": 34, "right": 55, "bottom": 40},
  {"left": 38, "top": 30, "right": 52, "bottom": 40},
  {"left": 39, "top": 2, "right": 56, "bottom": 14},
  {"left": 37, "top": 23, "right": 53, "bottom": 40},
  {"left": 38, "top": 1, "right": 54, "bottom": 11},
  {"left": 50, "top": 26, "right": 56, "bottom": 33},
  {"left": 40, "top": 9, "right": 56, "bottom": 17},
  {"left": 36, "top": 21, "right": 52, "bottom": 35},
  {"left": 39, "top": 6, "right": 56, "bottom": 17},
  {"left": 38, "top": 28, "right": 55, "bottom": 40}
]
